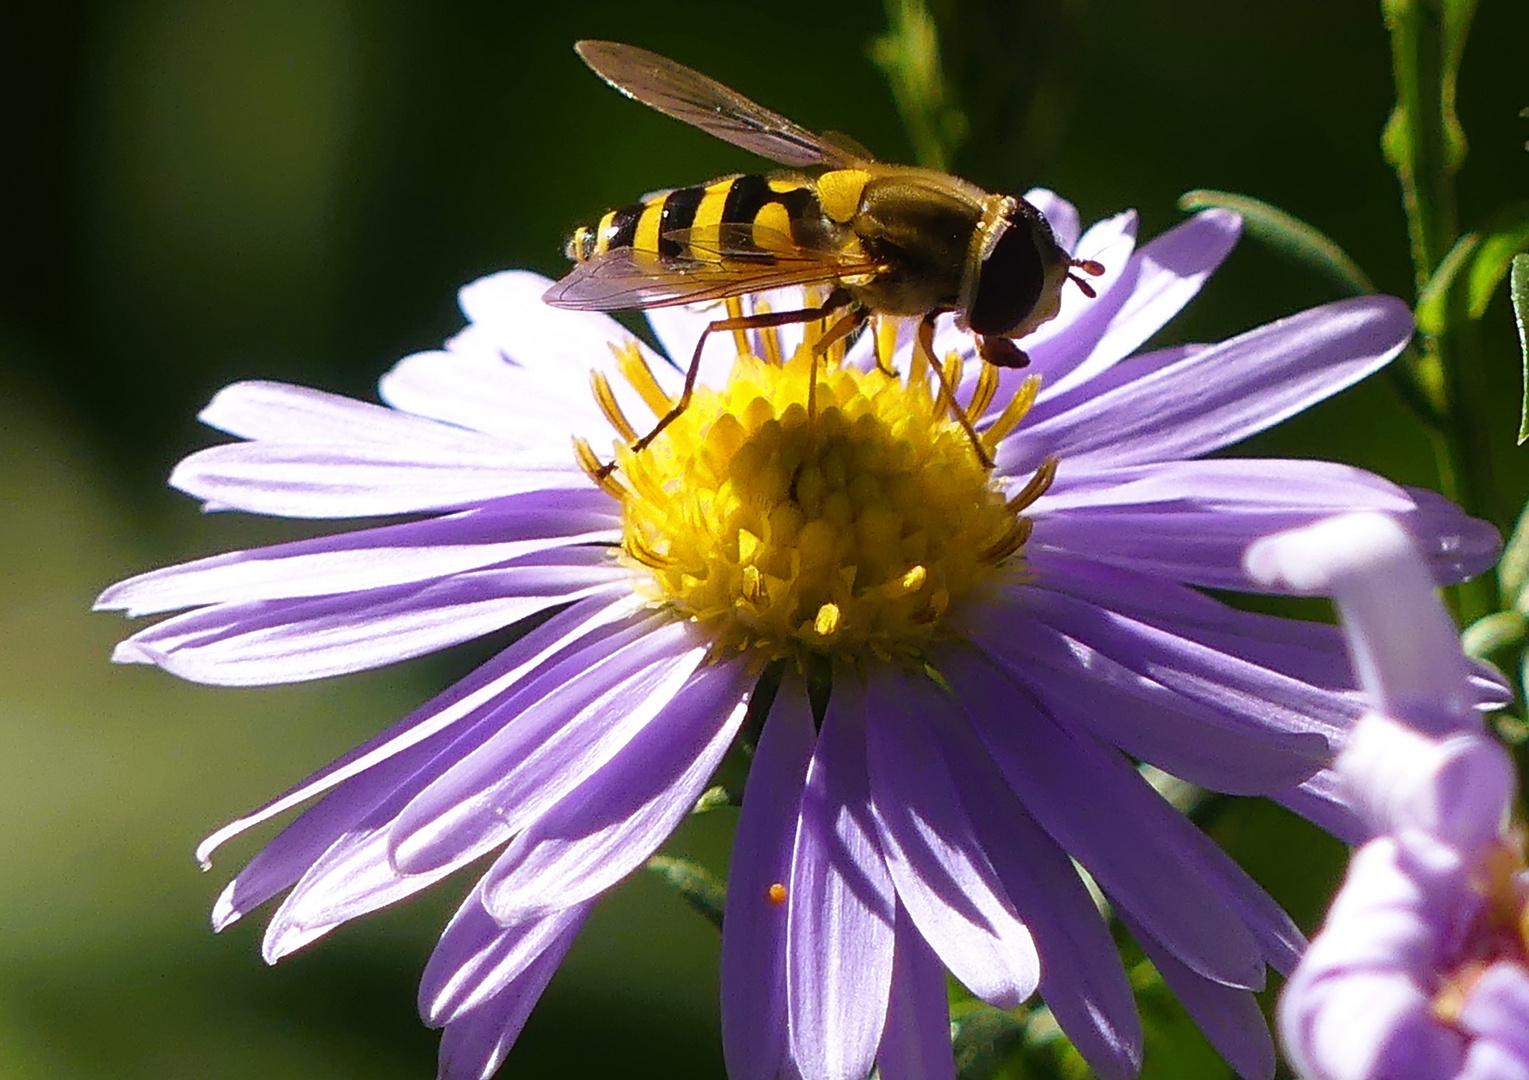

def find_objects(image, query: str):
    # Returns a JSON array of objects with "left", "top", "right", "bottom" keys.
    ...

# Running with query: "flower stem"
[
  {"left": 869, "top": 0, "right": 968, "bottom": 172},
  {"left": 1381, "top": 0, "right": 1498, "bottom": 621}
]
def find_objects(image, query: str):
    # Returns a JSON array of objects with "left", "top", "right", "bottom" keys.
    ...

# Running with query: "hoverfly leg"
[
  {"left": 808, "top": 305, "right": 867, "bottom": 422},
  {"left": 977, "top": 335, "right": 1029, "bottom": 370},
  {"left": 917, "top": 314, "right": 993, "bottom": 470},
  {"left": 811, "top": 305, "right": 866, "bottom": 359},
  {"left": 597, "top": 289, "right": 856, "bottom": 479}
]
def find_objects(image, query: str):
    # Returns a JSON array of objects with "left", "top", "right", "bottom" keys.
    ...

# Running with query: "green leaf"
[
  {"left": 1415, "top": 232, "right": 1481, "bottom": 335},
  {"left": 1515, "top": 254, "right": 1529, "bottom": 444},
  {"left": 952, "top": 1004, "right": 1028, "bottom": 1080},
  {"left": 645, "top": 856, "right": 725, "bottom": 931},
  {"left": 1133, "top": 961, "right": 1235, "bottom": 1080},
  {"left": 1465, "top": 202, "right": 1529, "bottom": 317},
  {"left": 1177, "top": 190, "right": 1374, "bottom": 296}
]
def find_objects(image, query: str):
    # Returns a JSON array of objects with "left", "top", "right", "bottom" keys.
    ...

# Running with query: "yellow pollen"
[
  {"left": 591, "top": 318, "right": 1053, "bottom": 665},
  {"left": 1430, "top": 830, "right": 1529, "bottom": 1024}
]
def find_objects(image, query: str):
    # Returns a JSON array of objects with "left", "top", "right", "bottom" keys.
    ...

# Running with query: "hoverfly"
[{"left": 543, "top": 40, "right": 1103, "bottom": 473}]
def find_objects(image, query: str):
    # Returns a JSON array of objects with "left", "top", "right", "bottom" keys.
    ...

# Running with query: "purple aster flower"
[
  {"left": 1254, "top": 514, "right": 1529, "bottom": 1080},
  {"left": 99, "top": 191, "right": 1504, "bottom": 1080}
]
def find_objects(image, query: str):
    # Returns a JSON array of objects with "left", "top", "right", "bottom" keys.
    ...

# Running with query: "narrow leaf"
[
  {"left": 646, "top": 856, "right": 725, "bottom": 931},
  {"left": 1461, "top": 610, "right": 1526, "bottom": 659},
  {"left": 1466, "top": 202, "right": 1529, "bottom": 317},
  {"left": 1415, "top": 233, "right": 1481, "bottom": 335},
  {"left": 1177, "top": 190, "right": 1374, "bottom": 296},
  {"left": 1514, "top": 254, "right": 1529, "bottom": 444}
]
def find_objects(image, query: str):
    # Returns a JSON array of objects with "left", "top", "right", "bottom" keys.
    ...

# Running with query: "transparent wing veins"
[{"left": 574, "top": 40, "right": 870, "bottom": 169}]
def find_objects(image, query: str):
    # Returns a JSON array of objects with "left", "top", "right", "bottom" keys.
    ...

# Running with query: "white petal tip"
[
  {"left": 1193, "top": 206, "right": 1244, "bottom": 234},
  {"left": 211, "top": 885, "right": 242, "bottom": 931},
  {"left": 111, "top": 640, "right": 157, "bottom": 665},
  {"left": 262, "top": 923, "right": 327, "bottom": 965},
  {"left": 1242, "top": 512, "right": 1411, "bottom": 594}
]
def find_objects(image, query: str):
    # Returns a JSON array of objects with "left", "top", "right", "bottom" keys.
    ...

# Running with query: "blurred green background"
[{"left": 3, "top": 1, "right": 1526, "bottom": 1077}]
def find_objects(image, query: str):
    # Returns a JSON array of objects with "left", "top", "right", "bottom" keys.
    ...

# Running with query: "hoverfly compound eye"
[{"left": 966, "top": 211, "right": 1049, "bottom": 338}]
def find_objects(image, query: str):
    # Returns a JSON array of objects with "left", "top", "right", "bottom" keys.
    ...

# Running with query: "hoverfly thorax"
[{"left": 840, "top": 169, "right": 990, "bottom": 319}]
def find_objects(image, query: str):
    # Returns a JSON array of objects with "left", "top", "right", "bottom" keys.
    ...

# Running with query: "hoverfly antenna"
[{"left": 1065, "top": 257, "right": 1106, "bottom": 299}]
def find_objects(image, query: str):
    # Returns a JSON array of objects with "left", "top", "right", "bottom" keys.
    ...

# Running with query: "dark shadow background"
[{"left": 1, "top": 1, "right": 1525, "bottom": 1077}]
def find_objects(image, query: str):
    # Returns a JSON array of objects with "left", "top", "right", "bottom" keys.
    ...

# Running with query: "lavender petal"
[
  {"left": 171, "top": 439, "right": 588, "bottom": 519},
  {"left": 478, "top": 657, "right": 754, "bottom": 922},
  {"left": 865, "top": 669, "right": 1040, "bottom": 1008},
  {"left": 722, "top": 682, "right": 816, "bottom": 1080},
  {"left": 256, "top": 619, "right": 693, "bottom": 958},
  {"left": 980, "top": 580, "right": 1356, "bottom": 749},
  {"left": 1030, "top": 458, "right": 1495, "bottom": 591},
  {"left": 1337, "top": 715, "right": 1514, "bottom": 852},
  {"left": 1458, "top": 963, "right": 1529, "bottom": 1061},
  {"left": 786, "top": 677, "right": 896, "bottom": 1080},
  {"left": 932, "top": 701, "right": 1143, "bottom": 1080},
  {"left": 432, "top": 907, "right": 585, "bottom": 1080},
  {"left": 221, "top": 609, "right": 660, "bottom": 949},
  {"left": 968, "top": 604, "right": 1329, "bottom": 795},
  {"left": 197, "top": 594, "right": 643, "bottom": 876},
  {"left": 997, "top": 296, "right": 1414, "bottom": 474},
  {"left": 1125, "top": 912, "right": 1277, "bottom": 1080},
  {"left": 1041, "top": 209, "right": 1242, "bottom": 398},
  {"left": 1271, "top": 768, "right": 1367, "bottom": 845},
  {"left": 196, "top": 379, "right": 501, "bottom": 448},
  {"left": 420, "top": 887, "right": 591, "bottom": 1025},
  {"left": 112, "top": 548, "right": 628, "bottom": 686},
  {"left": 876, "top": 905, "right": 957, "bottom": 1080},
  {"left": 1020, "top": 552, "right": 1357, "bottom": 691},
  {"left": 941, "top": 647, "right": 1265, "bottom": 990},
  {"left": 97, "top": 488, "right": 620, "bottom": 616},
  {"left": 382, "top": 270, "right": 683, "bottom": 439},
  {"left": 389, "top": 618, "right": 708, "bottom": 875}
]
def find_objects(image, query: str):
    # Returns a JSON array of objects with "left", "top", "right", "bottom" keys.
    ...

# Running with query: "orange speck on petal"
[{"left": 768, "top": 882, "right": 787, "bottom": 905}]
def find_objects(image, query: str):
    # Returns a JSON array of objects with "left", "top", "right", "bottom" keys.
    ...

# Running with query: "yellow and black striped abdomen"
[{"left": 567, "top": 174, "right": 842, "bottom": 264}]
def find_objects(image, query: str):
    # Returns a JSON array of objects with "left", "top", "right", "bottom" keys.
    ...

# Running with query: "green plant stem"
[
  {"left": 870, "top": 0, "right": 968, "bottom": 172},
  {"left": 1382, "top": 0, "right": 1498, "bottom": 622}
]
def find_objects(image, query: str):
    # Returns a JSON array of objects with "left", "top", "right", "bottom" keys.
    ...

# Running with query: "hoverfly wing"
[
  {"left": 542, "top": 239, "right": 877, "bottom": 312},
  {"left": 542, "top": 248, "right": 687, "bottom": 311},
  {"left": 574, "top": 41, "right": 866, "bottom": 169},
  {"left": 820, "top": 131, "right": 878, "bottom": 163}
]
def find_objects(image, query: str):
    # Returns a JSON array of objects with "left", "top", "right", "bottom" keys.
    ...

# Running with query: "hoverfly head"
[{"left": 967, "top": 199, "right": 1104, "bottom": 339}]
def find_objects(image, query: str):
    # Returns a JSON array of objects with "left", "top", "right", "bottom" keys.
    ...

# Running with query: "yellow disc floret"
[{"left": 580, "top": 316, "right": 1052, "bottom": 667}]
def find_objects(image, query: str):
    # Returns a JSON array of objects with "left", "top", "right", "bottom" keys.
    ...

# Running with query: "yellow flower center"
[
  {"left": 1432, "top": 831, "right": 1529, "bottom": 1024},
  {"left": 578, "top": 310, "right": 1053, "bottom": 667}
]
